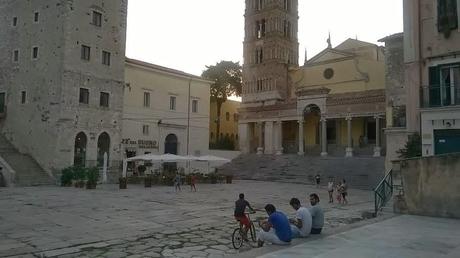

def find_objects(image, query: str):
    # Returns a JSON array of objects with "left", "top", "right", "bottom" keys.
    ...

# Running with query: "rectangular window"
[
  {"left": 437, "top": 0, "right": 458, "bottom": 34},
  {"left": 192, "top": 99, "right": 198, "bottom": 113},
  {"left": 100, "top": 92, "right": 109, "bottom": 107},
  {"left": 142, "top": 125, "right": 149, "bottom": 135},
  {"left": 170, "top": 96, "right": 176, "bottom": 110},
  {"left": 234, "top": 113, "right": 239, "bottom": 122},
  {"left": 32, "top": 47, "right": 39, "bottom": 59},
  {"left": 34, "top": 12, "right": 39, "bottom": 23},
  {"left": 0, "top": 92, "right": 6, "bottom": 113},
  {"left": 12, "top": 17, "right": 17, "bottom": 26},
  {"left": 13, "top": 50, "right": 19, "bottom": 62},
  {"left": 79, "top": 88, "right": 89, "bottom": 104},
  {"left": 102, "top": 51, "right": 111, "bottom": 66},
  {"left": 92, "top": 11, "right": 102, "bottom": 27},
  {"left": 21, "top": 91, "right": 26, "bottom": 104},
  {"left": 143, "top": 92, "right": 150, "bottom": 107},
  {"left": 81, "top": 45, "right": 90, "bottom": 61}
]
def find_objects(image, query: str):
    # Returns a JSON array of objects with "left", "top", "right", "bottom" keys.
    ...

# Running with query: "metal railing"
[
  {"left": 420, "top": 84, "right": 460, "bottom": 108},
  {"left": 374, "top": 169, "right": 393, "bottom": 216}
]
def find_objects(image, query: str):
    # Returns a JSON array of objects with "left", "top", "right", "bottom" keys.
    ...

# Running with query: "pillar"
[
  {"left": 276, "top": 120, "right": 283, "bottom": 155},
  {"left": 321, "top": 116, "right": 328, "bottom": 157},
  {"left": 374, "top": 116, "right": 381, "bottom": 157},
  {"left": 264, "top": 121, "right": 274, "bottom": 154},
  {"left": 257, "top": 122, "right": 264, "bottom": 155},
  {"left": 238, "top": 123, "right": 250, "bottom": 154},
  {"left": 345, "top": 117, "right": 353, "bottom": 157},
  {"left": 297, "top": 118, "right": 304, "bottom": 155}
]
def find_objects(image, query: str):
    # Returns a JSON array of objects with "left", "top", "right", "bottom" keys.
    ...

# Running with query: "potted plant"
[
  {"left": 74, "top": 166, "right": 86, "bottom": 188},
  {"left": 86, "top": 167, "right": 99, "bottom": 189},
  {"left": 119, "top": 177, "right": 127, "bottom": 189},
  {"left": 60, "top": 166, "right": 74, "bottom": 187}
]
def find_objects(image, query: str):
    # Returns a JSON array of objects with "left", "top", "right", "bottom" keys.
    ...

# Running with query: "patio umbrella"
[{"left": 126, "top": 153, "right": 162, "bottom": 161}]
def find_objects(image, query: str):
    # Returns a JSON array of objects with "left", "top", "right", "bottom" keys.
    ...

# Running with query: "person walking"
[
  {"left": 174, "top": 173, "right": 181, "bottom": 192},
  {"left": 190, "top": 174, "right": 197, "bottom": 192},
  {"left": 340, "top": 179, "right": 348, "bottom": 204},
  {"left": 327, "top": 178, "right": 334, "bottom": 203},
  {"left": 315, "top": 174, "right": 321, "bottom": 188}
]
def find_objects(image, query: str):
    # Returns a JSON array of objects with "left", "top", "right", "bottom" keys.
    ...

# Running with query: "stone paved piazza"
[{"left": 0, "top": 181, "right": 374, "bottom": 257}]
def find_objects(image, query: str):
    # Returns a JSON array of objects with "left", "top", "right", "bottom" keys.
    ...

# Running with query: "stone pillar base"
[
  {"left": 373, "top": 147, "right": 381, "bottom": 157},
  {"left": 276, "top": 148, "right": 284, "bottom": 155},
  {"left": 321, "top": 152, "right": 328, "bottom": 157},
  {"left": 297, "top": 151, "right": 304, "bottom": 156},
  {"left": 345, "top": 147, "right": 353, "bottom": 157},
  {"left": 257, "top": 147, "right": 264, "bottom": 155}
]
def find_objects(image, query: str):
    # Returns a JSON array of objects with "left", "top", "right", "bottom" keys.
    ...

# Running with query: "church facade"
[{"left": 238, "top": 0, "right": 386, "bottom": 157}]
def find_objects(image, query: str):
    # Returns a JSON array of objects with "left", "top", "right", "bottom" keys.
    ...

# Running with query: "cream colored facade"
[
  {"left": 209, "top": 99, "right": 240, "bottom": 149},
  {"left": 240, "top": 39, "right": 386, "bottom": 156},
  {"left": 123, "top": 59, "right": 212, "bottom": 159}
]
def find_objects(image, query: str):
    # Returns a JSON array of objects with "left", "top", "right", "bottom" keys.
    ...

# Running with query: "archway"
[
  {"left": 164, "top": 134, "right": 178, "bottom": 154},
  {"left": 164, "top": 134, "right": 178, "bottom": 172},
  {"left": 303, "top": 104, "right": 322, "bottom": 148},
  {"left": 74, "top": 132, "right": 87, "bottom": 167},
  {"left": 97, "top": 132, "right": 110, "bottom": 167}
]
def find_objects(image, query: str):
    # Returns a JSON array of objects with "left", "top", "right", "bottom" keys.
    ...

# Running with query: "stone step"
[
  {"left": 219, "top": 154, "right": 385, "bottom": 190},
  {"left": 0, "top": 134, "right": 54, "bottom": 186}
]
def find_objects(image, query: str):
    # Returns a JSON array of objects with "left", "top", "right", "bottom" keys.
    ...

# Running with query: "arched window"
[
  {"left": 74, "top": 132, "right": 87, "bottom": 167},
  {"left": 164, "top": 134, "right": 178, "bottom": 155},
  {"left": 97, "top": 132, "right": 110, "bottom": 167}
]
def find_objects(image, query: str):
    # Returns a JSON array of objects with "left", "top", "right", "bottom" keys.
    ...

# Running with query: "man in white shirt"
[{"left": 288, "top": 197, "right": 312, "bottom": 238}]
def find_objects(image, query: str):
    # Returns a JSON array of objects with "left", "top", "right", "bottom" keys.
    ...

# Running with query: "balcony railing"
[{"left": 420, "top": 84, "right": 460, "bottom": 108}]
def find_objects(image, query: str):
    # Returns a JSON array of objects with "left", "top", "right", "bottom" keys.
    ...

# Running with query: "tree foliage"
[
  {"left": 202, "top": 61, "right": 242, "bottom": 141},
  {"left": 202, "top": 61, "right": 242, "bottom": 100},
  {"left": 396, "top": 133, "right": 422, "bottom": 159}
]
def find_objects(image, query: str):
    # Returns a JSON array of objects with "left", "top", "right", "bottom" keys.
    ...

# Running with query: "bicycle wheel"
[
  {"left": 232, "top": 228, "right": 243, "bottom": 249},
  {"left": 249, "top": 222, "right": 257, "bottom": 242}
]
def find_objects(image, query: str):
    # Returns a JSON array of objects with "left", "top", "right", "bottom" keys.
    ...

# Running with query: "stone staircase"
[
  {"left": 0, "top": 133, "right": 55, "bottom": 186},
  {"left": 219, "top": 154, "right": 385, "bottom": 190}
]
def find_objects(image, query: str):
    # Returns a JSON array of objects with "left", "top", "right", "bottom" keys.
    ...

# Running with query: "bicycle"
[{"left": 232, "top": 210, "right": 257, "bottom": 249}]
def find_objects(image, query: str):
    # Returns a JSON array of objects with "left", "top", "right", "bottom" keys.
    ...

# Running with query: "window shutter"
[
  {"left": 429, "top": 66, "right": 441, "bottom": 107},
  {"left": 447, "top": 0, "right": 458, "bottom": 30}
]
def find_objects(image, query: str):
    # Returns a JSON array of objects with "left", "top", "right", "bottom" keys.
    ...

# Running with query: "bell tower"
[{"left": 242, "top": 0, "right": 299, "bottom": 106}]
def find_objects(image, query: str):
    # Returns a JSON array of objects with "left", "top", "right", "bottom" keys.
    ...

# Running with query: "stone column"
[
  {"left": 374, "top": 116, "right": 381, "bottom": 157},
  {"left": 345, "top": 117, "right": 353, "bottom": 157},
  {"left": 276, "top": 120, "right": 284, "bottom": 155},
  {"left": 264, "top": 121, "right": 274, "bottom": 154},
  {"left": 297, "top": 118, "right": 304, "bottom": 155},
  {"left": 238, "top": 123, "right": 250, "bottom": 154},
  {"left": 257, "top": 122, "right": 264, "bottom": 155},
  {"left": 321, "top": 116, "right": 328, "bottom": 157}
]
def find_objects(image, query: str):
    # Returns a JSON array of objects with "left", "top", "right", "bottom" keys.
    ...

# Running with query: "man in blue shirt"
[{"left": 257, "top": 204, "right": 292, "bottom": 247}]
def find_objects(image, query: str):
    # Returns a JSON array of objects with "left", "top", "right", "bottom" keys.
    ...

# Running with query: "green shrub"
[
  {"left": 60, "top": 167, "right": 74, "bottom": 186},
  {"left": 86, "top": 167, "right": 99, "bottom": 185},
  {"left": 397, "top": 133, "right": 422, "bottom": 159}
]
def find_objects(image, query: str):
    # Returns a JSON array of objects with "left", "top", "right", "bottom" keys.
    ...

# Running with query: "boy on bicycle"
[{"left": 234, "top": 193, "right": 254, "bottom": 240}]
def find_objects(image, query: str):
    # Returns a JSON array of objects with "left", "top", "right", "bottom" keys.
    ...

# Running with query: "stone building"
[
  {"left": 123, "top": 58, "right": 212, "bottom": 159},
  {"left": 209, "top": 99, "right": 240, "bottom": 150},
  {"left": 404, "top": 0, "right": 460, "bottom": 156},
  {"left": 379, "top": 33, "right": 408, "bottom": 168},
  {"left": 238, "top": 0, "right": 386, "bottom": 157},
  {"left": 0, "top": 0, "right": 127, "bottom": 178}
]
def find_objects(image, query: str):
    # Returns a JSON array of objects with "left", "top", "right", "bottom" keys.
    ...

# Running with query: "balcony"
[{"left": 420, "top": 84, "right": 460, "bottom": 108}]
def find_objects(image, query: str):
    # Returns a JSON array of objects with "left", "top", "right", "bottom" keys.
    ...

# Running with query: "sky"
[{"left": 126, "top": 0, "right": 403, "bottom": 77}]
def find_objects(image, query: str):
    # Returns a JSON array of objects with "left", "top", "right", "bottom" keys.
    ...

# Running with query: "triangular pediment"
[
  {"left": 306, "top": 48, "right": 354, "bottom": 65},
  {"left": 335, "top": 38, "right": 377, "bottom": 51}
]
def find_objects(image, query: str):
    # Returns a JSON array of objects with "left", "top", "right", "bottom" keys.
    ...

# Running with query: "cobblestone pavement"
[{"left": 0, "top": 180, "right": 375, "bottom": 257}]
